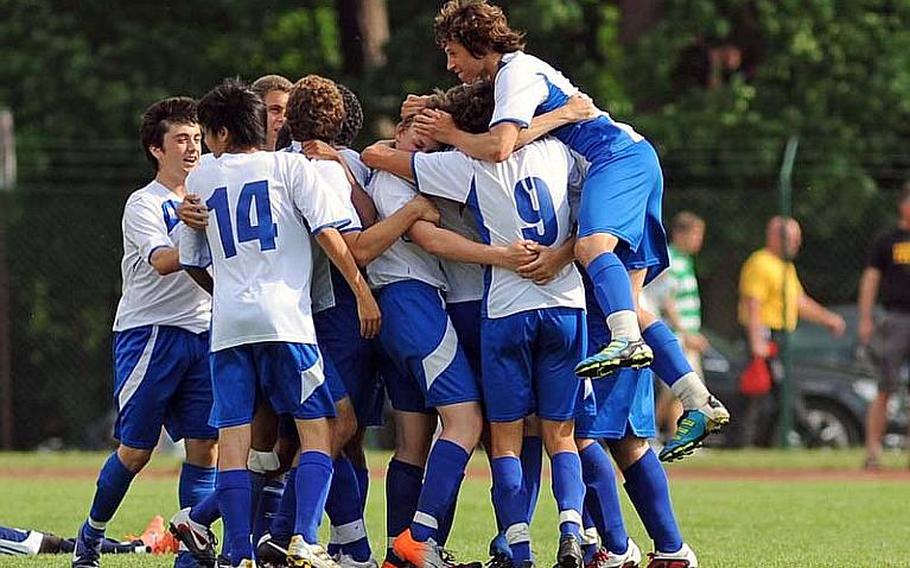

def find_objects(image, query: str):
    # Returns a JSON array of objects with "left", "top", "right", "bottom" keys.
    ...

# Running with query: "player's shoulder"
[
  {"left": 124, "top": 180, "right": 168, "bottom": 209},
  {"left": 311, "top": 157, "right": 347, "bottom": 180},
  {"left": 366, "top": 169, "right": 415, "bottom": 199}
]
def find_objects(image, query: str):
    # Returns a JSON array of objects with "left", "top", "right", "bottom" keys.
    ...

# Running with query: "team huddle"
[{"left": 70, "top": 2, "right": 731, "bottom": 568}]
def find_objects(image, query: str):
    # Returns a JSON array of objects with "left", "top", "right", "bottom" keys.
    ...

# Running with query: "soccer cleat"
[
  {"left": 287, "top": 536, "right": 341, "bottom": 568},
  {"left": 235, "top": 560, "right": 257, "bottom": 568},
  {"left": 393, "top": 529, "right": 481, "bottom": 568},
  {"left": 72, "top": 522, "right": 102, "bottom": 568},
  {"left": 659, "top": 397, "right": 730, "bottom": 462},
  {"left": 645, "top": 544, "right": 697, "bottom": 568},
  {"left": 575, "top": 339, "right": 653, "bottom": 379},
  {"left": 586, "top": 540, "right": 642, "bottom": 568},
  {"left": 217, "top": 554, "right": 233, "bottom": 568},
  {"left": 169, "top": 508, "right": 217, "bottom": 567},
  {"left": 337, "top": 553, "right": 380, "bottom": 568},
  {"left": 554, "top": 534, "right": 583, "bottom": 568},
  {"left": 257, "top": 533, "right": 290, "bottom": 567}
]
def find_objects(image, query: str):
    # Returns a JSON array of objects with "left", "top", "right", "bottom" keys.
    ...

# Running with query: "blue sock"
[
  {"left": 491, "top": 456, "right": 531, "bottom": 564},
  {"left": 435, "top": 471, "right": 463, "bottom": 546},
  {"left": 88, "top": 452, "right": 137, "bottom": 527},
  {"left": 586, "top": 252, "right": 635, "bottom": 318},
  {"left": 411, "top": 439, "right": 470, "bottom": 543},
  {"left": 249, "top": 472, "right": 267, "bottom": 530},
  {"left": 326, "top": 457, "right": 371, "bottom": 561},
  {"left": 253, "top": 475, "right": 286, "bottom": 547},
  {"left": 354, "top": 465, "right": 370, "bottom": 513},
  {"left": 581, "top": 506, "right": 598, "bottom": 563},
  {"left": 386, "top": 459, "right": 423, "bottom": 561},
  {"left": 551, "top": 451, "right": 585, "bottom": 540},
  {"left": 190, "top": 491, "right": 221, "bottom": 526},
  {"left": 580, "top": 443, "right": 628, "bottom": 554},
  {"left": 295, "top": 451, "right": 334, "bottom": 544},
  {"left": 180, "top": 462, "right": 217, "bottom": 508},
  {"left": 521, "top": 436, "right": 543, "bottom": 521},
  {"left": 270, "top": 467, "right": 297, "bottom": 541},
  {"left": 622, "top": 449, "right": 683, "bottom": 553},
  {"left": 642, "top": 321, "right": 693, "bottom": 386},
  {"left": 217, "top": 469, "right": 252, "bottom": 563}
]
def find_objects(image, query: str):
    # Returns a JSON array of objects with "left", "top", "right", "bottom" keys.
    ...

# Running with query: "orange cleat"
[{"left": 126, "top": 515, "right": 179, "bottom": 555}]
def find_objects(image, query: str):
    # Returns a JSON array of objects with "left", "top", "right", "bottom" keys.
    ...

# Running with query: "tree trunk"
[{"left": 338, "top": 0, "right": 389, "bottom": 74}]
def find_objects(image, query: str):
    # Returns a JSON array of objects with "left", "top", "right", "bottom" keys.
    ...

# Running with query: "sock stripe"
[
  {"left": 559, "top": 509, "right": 583, "bottom": 527},
  {"left": 331, "top": 520, "right": 367, "bottom": 544},
  {"left": 413, "top": 511, "right": 439, "bottom": 530},
  {"left": 504, "top": 523, "right": 531, "bottom": 544},
  {"left": 87, "top": 519, "right": 106, "bottom": 531}
]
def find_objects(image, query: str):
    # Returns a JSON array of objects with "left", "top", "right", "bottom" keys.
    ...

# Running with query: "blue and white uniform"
[
  {"left": 365, "top": 170, "right": 481, "bottom": 412},
  {"left": 111, "top": 180, "right": 215, "bottom": 449},
  {"left": 183, "top": 151, "right": 352, "bottom": 427},
  {"left": 491, "top": 51, "right": 668, "bottom": 284},
  {"left": 286, "top": 143, "right": 384, "bottom": 425},
  {"left": 339, "top": 147, "right": 372, "bottom": 189},
  {"left": 412, "top": 138, "right": 587, "bottom": 422}
]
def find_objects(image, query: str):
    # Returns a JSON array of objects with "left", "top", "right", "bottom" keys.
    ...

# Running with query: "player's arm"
[
  {"left": 302, "top": 140, "right": 378, "bottom": 227},
  {"left": 149, "top": 247, "right": 181, "bottom": 275},
  {"left": 515, "top": 95, "right": 599, "bottom": 148},
  {"left": 343, "top": 195, "right": 440, "bottom": 267},
  {"left": 408, "top": 221, "right": 537, "bottom": 270},
  {"left": 797, "top": 293, "right": 846, "bottom": 336},
  {"left": 857, "top": 267, "right": 881, "bottom": 345},
  {"left": 125, "top": 197, "right": 181, "bottom": 276},
  {"left": 315, "top": 227, "right": 381, "bottom": 338},
  {"left": 743, "top": 297, "right": 768, "bottom": 358},
  {"left": 416, "top": 113, "right": 520, "bottom": 163},
  {"left": 361, "top": 145, "right": 415, "bottom": 180},
  {"left": 184, "top": 267, "right": 213, "bottom": 294}
]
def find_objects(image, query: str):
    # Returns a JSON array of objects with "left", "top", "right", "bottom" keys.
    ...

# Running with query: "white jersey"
[
  {"left": 413, "top": 139, "right": 586, "bottom": 319},
  {"left": 284, "top": 144, "right": 363, "bottom": 313},
  {"left": 339, "top": 147, "right": 372, "bottom": 189},
  {"left": 184, "top": 151, "right": 353, "bottom": 351},
  {"left": 364, "top": 170, "right": 447, "bottom": 291},
  {"left": 112, "top": 180, "right": 211, "bottom": 334},
  {"left": 434, "top": 198, "right": 485, "bottom": 304}
]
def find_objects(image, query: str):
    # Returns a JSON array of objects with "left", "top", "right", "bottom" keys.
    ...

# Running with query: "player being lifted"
[
  {"left": 72, "top": 97, "right": 217, "bottom": 568},
  {"left": 364, "top": 80, "right": 592, "bottom": 568},
  {"left": 407, "top": 0, "right": 729, "bottom": 461},
  {"left": 184, "top": 78, "right": 380, "bottom": 568}
]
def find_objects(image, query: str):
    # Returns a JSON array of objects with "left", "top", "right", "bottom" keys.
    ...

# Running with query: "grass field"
[{"left": 0, "top": 449, "right": 907, "bottom": 567}]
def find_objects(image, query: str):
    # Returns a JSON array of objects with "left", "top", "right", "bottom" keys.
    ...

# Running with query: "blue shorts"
[
  {"left": 447, "top": 300, "right": 482, "bottom": 378},
  {"left": 378, "top": 280, "right": 481, "bottom": 411},
  {"left": 482, "top": 307, "right": 587, "bottom": 422},
  {"left": 579, "top": 140, "right": 669, "bottom": 285},
  {"left": 209, "top": 342, "right": 336, "bottom": 428},
  {"left": 315, "top": 304, "right": 385, "bottom": 426},
  {"left": 113, "top": 326, "right": 217, "bottom": 449},
  {"left": 575, "top": 295, "right": 656, "bottom": 440}
]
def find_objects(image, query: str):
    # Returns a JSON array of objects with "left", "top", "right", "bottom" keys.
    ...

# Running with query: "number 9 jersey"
[{"left": 183, "top": 151, "right": 354, "bottom": 352}]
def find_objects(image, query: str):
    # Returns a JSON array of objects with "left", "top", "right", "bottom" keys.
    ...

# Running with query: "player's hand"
[
  {"left": 301, "top": 139, "right": 341, "bottom": 163},
  {"left": 750, "top": 338, "right": 771, "bottom": 359},
  {"left": 562, "top": 94, "right": 599, "bottom": 122},
  {"left": 408, "top": 195, "right": 441, "bottom": 225},
  {"left": 178, "top": 195, "right": 208, "bottom": 229},
  {"left": 356, "top": 289, "right": 382, "bottom": 339},
  {"left": 499, "top": 239, "right": 540, "bottom": 271},
  {"left": 828, "top": 313, "right": 847, "bottom": 338},
  {"left": 858, "top": 316, "right": 874, "bottom": 345},
  {"left": 401, "top": 94, "right": 431, "bottom": 119},
  {"left": 516, "top": 244, "right": 564, "bottom": 284},
  {"left": 414, "top": 109, "right": 458, "bottom": 145},
  {"left": 684, "top": 332, "right": 710, "bottom": 353}
]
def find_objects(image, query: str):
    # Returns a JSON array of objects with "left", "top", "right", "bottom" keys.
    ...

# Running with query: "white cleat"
[
  {"left": 646, "top": 543, "right": 697, "bottom": 568},
  {"left": 336, "top": 553, "right": 380, "bottom": 568},
  {"left": 168, "top": 507, "right": 217, "bottom": 566},
  {"left": 287, "top": 536, "right": 341, "bottom": 568},
  {"left": 588, "top": 539, "right": 642, "bottom": 568}
]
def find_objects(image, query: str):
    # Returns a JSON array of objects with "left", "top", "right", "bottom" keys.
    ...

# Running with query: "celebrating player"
[{"left": 72, "top": 97, "right": 217, "bottom": 568}]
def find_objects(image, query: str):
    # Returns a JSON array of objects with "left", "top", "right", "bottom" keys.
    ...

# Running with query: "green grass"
[{"left": 0, "top": 449, "right": 907, "bottom": 567}]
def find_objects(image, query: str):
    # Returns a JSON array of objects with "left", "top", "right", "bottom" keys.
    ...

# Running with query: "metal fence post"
[{"left": 777, "top": 136, "right": 799, "bottom": 448}]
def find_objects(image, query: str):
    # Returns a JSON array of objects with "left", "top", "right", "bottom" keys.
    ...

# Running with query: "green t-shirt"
[{"left": 668, "top": 245, "right": 702, "bottom": 332}]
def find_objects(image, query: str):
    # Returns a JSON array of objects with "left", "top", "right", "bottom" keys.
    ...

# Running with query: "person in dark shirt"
[{"left": 859, "top": 181, "right": 910, "bottom": 470}]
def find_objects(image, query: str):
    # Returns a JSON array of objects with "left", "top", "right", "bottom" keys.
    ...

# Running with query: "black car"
[{"left": 701, "top": 306, "right": 908, "bottom": 448}]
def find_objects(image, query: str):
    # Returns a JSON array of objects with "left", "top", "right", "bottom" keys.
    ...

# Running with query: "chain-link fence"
[{"left": 0, "top": 137, "right": 904, "bottom": 449}]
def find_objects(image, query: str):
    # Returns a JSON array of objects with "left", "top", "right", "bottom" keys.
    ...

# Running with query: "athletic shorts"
[
  {"left": 314, "top": 302, "right": 385, "bottom": 426},
  {"left": 579, "top": 140, "right": 669, "bottom": 285},
  {"left": 482, "top": 307, "right": 587, "bottom": 422},
  {"left": 870, "top": 310, "right": 910, "bottom": 394},
  {"left": 447, "top": 299, "right": 483, "bottom": 378},
  {"left": 112, "top": 325, "right": 216, "bottom": 449},
  {"left": 209, "top": 342, "right": 336, "bottom": 428},
  {"left": 378, "top": 280, "right": 481, "bottom": 412}
]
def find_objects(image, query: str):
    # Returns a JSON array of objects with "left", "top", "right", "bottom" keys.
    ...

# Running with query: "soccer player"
[
  {"left": 364, "top": 80, "right": 591, "bottom": 568},
  {"left": 185, "top": 78, "right": 380, "bottom": 568},
  {"left": 412, "top": 0, "right": 729, "bottom": 461},
  {"left": 72, "top": 97, "right": 218, "bottom": 568},
  {"left": 252, "top": 74, "right": 293, "bottom": 151}
]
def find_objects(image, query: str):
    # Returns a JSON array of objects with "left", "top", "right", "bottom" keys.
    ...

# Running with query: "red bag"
[{"left": 739, "top": 357, "right": 772, "bottom": 396}]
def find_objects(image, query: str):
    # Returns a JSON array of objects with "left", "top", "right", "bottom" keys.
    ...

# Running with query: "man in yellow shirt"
[{"left": 737, "top": 216, "right": 845, "bottom": 444}]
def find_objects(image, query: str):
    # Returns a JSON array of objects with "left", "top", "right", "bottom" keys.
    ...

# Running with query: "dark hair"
[
  {"left": 275, "top": 123, "right": 292, "bottom": 151},
  {"left": 429, "top": 80, "right": 494, "bottom": 135},
  {"left": 139, "top": 97, "right": 197, "bottom": 171},
  {"left": 251, "top": 74, "right": 293, "bottom": 99},
  {"left": 197, "top": 78, "right": 266, "bottom": 151},
  {"left": 671, "top": 211, "right": 705, "bottom": 235},
  {"left": 335, "top": 83, "right": 364, "bottom": 148},
  {"left": 434, "top": 0, "right": 526, "bottom": 58},
  {"left": 286, "top": 75, "right": 345, "bottom": 144}
]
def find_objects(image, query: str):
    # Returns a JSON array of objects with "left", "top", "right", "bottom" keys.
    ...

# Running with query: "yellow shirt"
[{"left": 738, "top": 248, "right": 804, "bottom": 331}]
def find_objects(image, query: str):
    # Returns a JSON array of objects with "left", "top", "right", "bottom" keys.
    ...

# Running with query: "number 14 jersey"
[
  {"left": 185, "top": 151, "right": 353, "bottom": 351},
  {"left": 412, "top": 138, "right": 585, "bottom": 319}
]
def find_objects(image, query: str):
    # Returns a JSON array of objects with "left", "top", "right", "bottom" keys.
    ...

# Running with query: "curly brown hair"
[
  {"left": 434, "top": 0, "right": 525, "bottom": 58},
  {"left": 428, "top": 81, "right": 494, "bottom": 135},
  {"left": 286, "top": 75, "right": 345, "bottom": 143}
]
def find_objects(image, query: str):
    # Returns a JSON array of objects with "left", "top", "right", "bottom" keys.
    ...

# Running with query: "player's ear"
[{"left": 149, "top": 144, "right": 165, "bottom": 162}]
